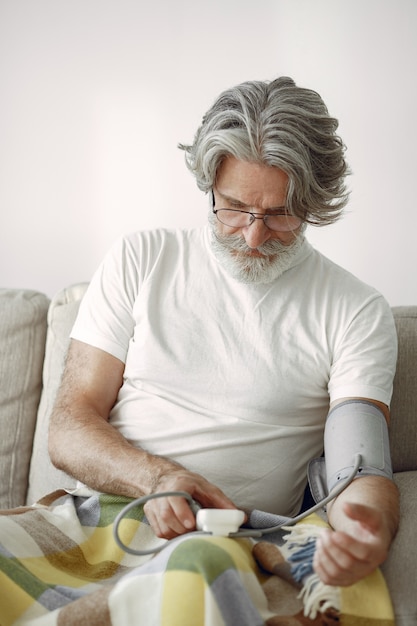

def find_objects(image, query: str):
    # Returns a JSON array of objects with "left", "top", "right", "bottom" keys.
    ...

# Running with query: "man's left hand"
[{"left": 313, "top": 501, "right": 390, "bottom": 586}]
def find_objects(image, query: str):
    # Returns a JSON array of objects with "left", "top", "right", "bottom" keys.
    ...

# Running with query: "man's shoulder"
[
  {"left": 307, "top": 245, "right": 381, "bottom": 296},
  {"left": 121, "top": 226, "right": 206, "bottom": 250},
  {"left": 109, "top": 227, "right": 208, "bottom": 279},
  {"left": 298, "top": 244, "right": 393, "bottom": 327}
]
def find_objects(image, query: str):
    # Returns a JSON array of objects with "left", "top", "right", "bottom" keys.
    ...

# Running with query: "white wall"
[{"left": 1, "top": 0, "right": 416, "bottom": 304}]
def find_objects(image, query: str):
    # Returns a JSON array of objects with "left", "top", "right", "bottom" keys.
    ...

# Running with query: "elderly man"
[{"left": 1, "top": 77, "right": 399, "bottom": 625}]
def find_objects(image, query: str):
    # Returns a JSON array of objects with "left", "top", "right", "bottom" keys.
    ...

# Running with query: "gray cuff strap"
[
  {"left": 307, "top": 457, "right": 328, "bottom": 504},
  {"left": 308, "top": 400, "right": 393, "bottom": 503}
]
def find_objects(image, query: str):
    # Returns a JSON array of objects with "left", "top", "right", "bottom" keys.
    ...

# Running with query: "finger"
[
  {"left": 314, "top": 530, "right": 364, "bottom": 586},
  {"left": 342, "top": 501, "right": 381, "bottom": 533},
  {"left": 167, "top": 495, "right": 197, "bottom": 531},
  {"left": 314, "top": 553, "right": 357, "bottom": 587},
  {"left": 192, "top": 485, "right": 240, "bottom": 512},
  {"left": 144, "top": 498, "right": 190, "bottom": 538},
  {"left": 314, "top": 533, "right": 345, "bottom": 585},
  {"left": 144, "top": 504, "right": 164, "bottom": 537},
  {"left": 316, "top": 529, "right": 355, "bottom": 569},
  {"left": 325, "top": 526, "right": 377, "bottom": 562}
]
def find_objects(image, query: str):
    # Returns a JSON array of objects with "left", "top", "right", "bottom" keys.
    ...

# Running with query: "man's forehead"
[{"left": 215, "top": 156, "right": 288, "bottom": 208}]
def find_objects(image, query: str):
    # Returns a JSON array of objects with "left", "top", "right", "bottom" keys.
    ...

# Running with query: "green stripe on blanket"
[{"left": 0, "top": 492, "right": 395, "bottom": 625}]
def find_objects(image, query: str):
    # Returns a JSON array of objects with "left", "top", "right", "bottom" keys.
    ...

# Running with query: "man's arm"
[
  {"left": 313, "top": 398, "right": 399, "bottom": 587},
  {"left": 49, "top": 339, "right": 236, "bottom": 538}
]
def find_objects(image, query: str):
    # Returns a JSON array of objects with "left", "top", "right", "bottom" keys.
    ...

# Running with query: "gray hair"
[{"left": 179, "top": 77, "right": 350, "bottom": 226}]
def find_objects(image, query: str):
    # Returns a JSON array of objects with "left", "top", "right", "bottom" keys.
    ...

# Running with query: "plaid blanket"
[{"left": 0, "top": 491, "right": 395, "bottom": 625}]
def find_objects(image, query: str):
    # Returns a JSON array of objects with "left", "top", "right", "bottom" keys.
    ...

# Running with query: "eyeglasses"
[{"left": 212, "top": 191, "right": 301, "bottom": 233}]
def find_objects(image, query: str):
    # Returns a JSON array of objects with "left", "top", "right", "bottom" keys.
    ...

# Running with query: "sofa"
[{"left": 0, "top": 284, "right": 416, "bottom": 625}]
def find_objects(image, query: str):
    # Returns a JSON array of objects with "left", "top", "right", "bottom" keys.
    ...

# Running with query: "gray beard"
[{"left": 208, "top": 214, "right": 306, "bottom": 284}]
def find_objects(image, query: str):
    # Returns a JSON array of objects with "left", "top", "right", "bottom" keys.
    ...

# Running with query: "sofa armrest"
[
  {"left": 390, "top": 307, "right": 417, "bottom": 472},
  {"left": 0, "top": 289, "right": 49, "bottom": 509},
  {"left": 381, "top": 471, "right": 417, "bottom": 626}
]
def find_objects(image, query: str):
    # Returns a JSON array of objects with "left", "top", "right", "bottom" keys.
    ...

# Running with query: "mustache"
[{"left": 212, "top": 230, "right": 296, "bottom": 256}]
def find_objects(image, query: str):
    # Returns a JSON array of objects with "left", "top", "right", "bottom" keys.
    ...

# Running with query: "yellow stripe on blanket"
[
  {"left": 0, "top": 570, "right": 34, "bottom": 625},
  {"left": 16, "top": 517, "right": 152, "bottom": 589},
  {"left": 15, "top": 524, "right": 131, "bottom": 588},
  {"left": 341, "top": 568, "right": 395, "bottom": 621},
  {"left": 81, "top": 520, "right": 138, "bottom": 565},
  {"left": 162, "top": 571, "right": 206, "bottom": 626}
]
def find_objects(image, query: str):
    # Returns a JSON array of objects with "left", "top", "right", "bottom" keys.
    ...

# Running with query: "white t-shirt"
[{"left": 71, "top": 226, "right": 397, "bottom": 516}]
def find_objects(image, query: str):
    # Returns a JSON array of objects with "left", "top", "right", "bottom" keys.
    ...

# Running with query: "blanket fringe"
[{"left": 282, "top": 523, "right": 341, "bottom": 620}]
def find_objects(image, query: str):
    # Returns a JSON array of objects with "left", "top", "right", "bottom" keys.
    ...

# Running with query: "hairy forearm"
[
  {"left": 49, "top": 399, "right": 238, "bottom": 540},
  {"left": 49, "top": 403, "right": 182, "bottom": 498},
  {"left": 327, "top": 476, "right": 400, "bottom": 545},
  {"left": 49, "top": 340, "right": 186, "bottom": 498}
]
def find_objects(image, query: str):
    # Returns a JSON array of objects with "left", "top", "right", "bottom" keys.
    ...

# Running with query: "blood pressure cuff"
[{"left": 308, "top": 399, "right": 394, "bottom": 503}]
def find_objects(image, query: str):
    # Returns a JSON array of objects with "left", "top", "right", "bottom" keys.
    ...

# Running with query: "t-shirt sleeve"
[
  {"left": 328, "top": 293, "right": 398, "bottom": 406},
  {"left": 70, "top": 235, "right": 140, "bottom": 363}
]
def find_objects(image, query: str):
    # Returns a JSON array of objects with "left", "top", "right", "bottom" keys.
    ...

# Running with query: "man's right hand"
[{"left": 143, "top": 468, "right": 240, "bottom": 539}]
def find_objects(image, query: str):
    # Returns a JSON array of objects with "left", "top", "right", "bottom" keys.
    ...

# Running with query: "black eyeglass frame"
[{"left": 211, "top": 190, "right": 302, "bottom": 233}]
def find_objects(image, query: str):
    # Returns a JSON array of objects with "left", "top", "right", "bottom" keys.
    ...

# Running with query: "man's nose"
[{"left": 242, "top": 218, "right": 271, "bottom": 249}]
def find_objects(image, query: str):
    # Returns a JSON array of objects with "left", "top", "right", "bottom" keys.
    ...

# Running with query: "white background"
[{"left": 1, "top": 0, "right": 416, "bottom": 304}]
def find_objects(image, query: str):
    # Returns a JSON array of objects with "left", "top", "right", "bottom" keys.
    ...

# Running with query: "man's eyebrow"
[{"left": 216, "top": 189, "right": 286, "bottom": 211}]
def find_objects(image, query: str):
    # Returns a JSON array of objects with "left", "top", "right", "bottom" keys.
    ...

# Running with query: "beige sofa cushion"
[
  {"left": 0, "top": 289, "right": 49, "bottom": 509},
  {"left": 390, "top": 307, "right": 417, "bottom": 472},
  {"left": 382, "top": 471, "right": 417, "bottom": 625},
  {"left": 27, "top": 283, "right": 88, "bottom": 504}
]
